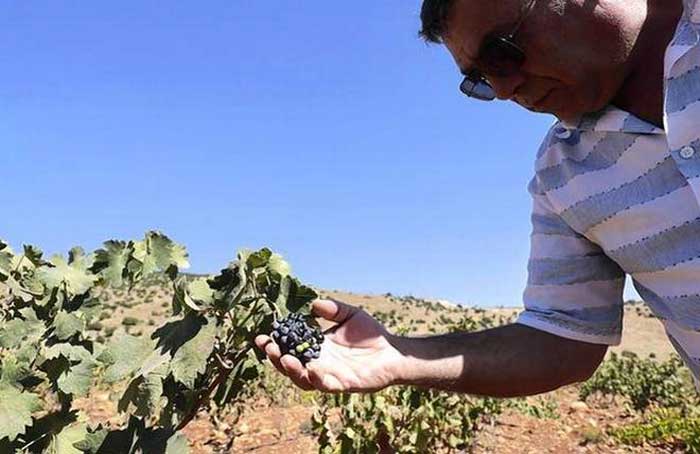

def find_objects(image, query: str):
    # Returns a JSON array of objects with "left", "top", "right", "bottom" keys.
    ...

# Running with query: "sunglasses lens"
[
  {"left": 460, "top": 76, "right": 496, "bottom": 101},
  {"left": 479, "top": 37, "right": 525, "bottom": 77}
]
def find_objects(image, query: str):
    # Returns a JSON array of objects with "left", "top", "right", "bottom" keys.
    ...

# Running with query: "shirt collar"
[
  {"left": 685, "top": 0, "right": 700, "bottom": 24},
  {"left": 562, "top": 105, "right": 665, "bottom": 135}
]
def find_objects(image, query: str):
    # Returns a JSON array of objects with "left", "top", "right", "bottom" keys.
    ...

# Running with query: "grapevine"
[{"left": 0, "top": 231, "right": 317, "bottom": 453}]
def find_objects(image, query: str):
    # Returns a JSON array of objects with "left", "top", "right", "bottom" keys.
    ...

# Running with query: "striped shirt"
[{"left": 516, "top": 0, "right": 700, "bottom": 382}]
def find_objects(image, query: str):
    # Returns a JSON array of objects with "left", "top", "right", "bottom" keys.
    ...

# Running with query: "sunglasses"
[{"left": 459, "top": 0, "right": 537, "bottom": 101}]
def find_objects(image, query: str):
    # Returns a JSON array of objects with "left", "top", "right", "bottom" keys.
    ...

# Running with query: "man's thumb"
[{"left": 312, "top": 298, "right": 358, "bottom": 324}]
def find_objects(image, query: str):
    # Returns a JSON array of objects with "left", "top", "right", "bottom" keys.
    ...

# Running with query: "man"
[{"left": 256, "top": 0, "right": 700, "bottom": 397}]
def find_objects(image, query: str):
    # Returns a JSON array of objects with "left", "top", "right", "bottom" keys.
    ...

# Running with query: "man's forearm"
[{"left": 388, "top": 323, "right": 606, "bottom": 397}]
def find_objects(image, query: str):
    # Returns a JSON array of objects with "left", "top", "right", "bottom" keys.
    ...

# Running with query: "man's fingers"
[
  {"left": 257, "top": 336, "right": 288, "bottom": 375},
  {"left": 280, "top": 355, "right": 314, "bottom": 391},
  {"left": 254, "top": 334, "right": 272, "bottom": 352},
  {"left": 312, "top": 298, "right": 358, "bottom": 324},
  {"left": 255, "top": 334, "right": 280, "bottom": 369},
  {"left": 255, "top": 335, "right": 317, "bottom": 391}
]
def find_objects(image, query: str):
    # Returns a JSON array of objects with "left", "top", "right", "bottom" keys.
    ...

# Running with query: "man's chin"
[
  {"left": 544, "top": 104, "right": 583, "bottom": 126},
  {"left": 515, "top": 95, "right": 586, "bottom": 126},
  {"left": 523, "top": 104, "right": 582, "bottom": 127}
]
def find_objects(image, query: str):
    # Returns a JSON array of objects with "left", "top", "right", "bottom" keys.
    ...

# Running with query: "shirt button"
[
  {"left": 680, "top": 146, "right": 696, "bottom": 159},
  {"left": 555, "top": 129, "right": 572, "bottom": 140}
]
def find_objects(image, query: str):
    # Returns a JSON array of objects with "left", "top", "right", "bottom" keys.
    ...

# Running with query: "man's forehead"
[
  {"left": 443, "top": 0, "right": 521, "bottom": 70},
  {"left": 442, "top": 2, "right": 489, "bottom": 70}
]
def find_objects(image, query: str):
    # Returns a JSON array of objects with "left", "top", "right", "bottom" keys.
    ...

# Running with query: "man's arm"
[
  {"left": 389, "top": 323, "right": 606, "bottom": 397},
  {"left": 255, "top": 299, "right": 609, "bottom": 396}
]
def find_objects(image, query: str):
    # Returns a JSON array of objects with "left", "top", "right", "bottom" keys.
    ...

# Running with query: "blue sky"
[{"left": 0, "top": 1, "right": 639, "bottom": 307}]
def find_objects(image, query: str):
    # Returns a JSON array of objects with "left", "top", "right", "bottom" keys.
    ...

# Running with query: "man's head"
[{"left": 420, "top": 0, "right": 644, "bottom": 123}]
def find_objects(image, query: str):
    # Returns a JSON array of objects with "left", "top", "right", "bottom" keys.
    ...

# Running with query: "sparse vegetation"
[
  {"left": 611, "top": 408, "right": 700, "bottom": 452},
  {"left": 121, "top": 316, "right": 141, "bottom": 326},
  {"left": 580, "top": 351, "right": 691, "bottom": 411}
]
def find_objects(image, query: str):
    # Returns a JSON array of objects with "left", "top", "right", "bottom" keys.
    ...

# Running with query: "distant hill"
[{"left": 97, "top": 279, "right": 674, "bottom": 361}]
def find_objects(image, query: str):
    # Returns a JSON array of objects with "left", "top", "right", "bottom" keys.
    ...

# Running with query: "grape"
[{"left": 270, "top": 313, "right": 324, "bottom": 366}]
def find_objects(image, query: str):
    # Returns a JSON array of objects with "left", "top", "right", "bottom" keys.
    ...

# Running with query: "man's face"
[{"left": 443, "top": 0, "right": 634, "bottom": 123}]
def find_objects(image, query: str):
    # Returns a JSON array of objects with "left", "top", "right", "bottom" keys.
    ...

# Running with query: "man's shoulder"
[{"left": 529, "top": 117, "right": 631, "bottom": 196}]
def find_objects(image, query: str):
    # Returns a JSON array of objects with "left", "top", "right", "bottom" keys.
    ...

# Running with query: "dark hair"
[{"left": 419, "top": 0, "right": 457, "bottom": 43}]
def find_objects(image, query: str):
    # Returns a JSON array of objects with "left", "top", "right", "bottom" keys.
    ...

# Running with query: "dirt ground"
[{"left": 176, "top": 386, "right": 670, "bottom": 453}]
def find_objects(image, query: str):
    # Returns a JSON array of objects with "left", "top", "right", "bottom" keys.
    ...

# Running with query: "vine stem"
[
  {"left": 174, "top": 346, "right": 253, "bottom": 432},
  {"left": 20, "top": 431, "right": 51, "bottom": 452},
  {"left": 175, "top": 366, "right": 232, "bottom": 432}
]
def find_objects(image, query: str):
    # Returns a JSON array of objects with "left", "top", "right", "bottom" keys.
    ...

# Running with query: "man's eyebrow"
[{"left": 455, "top": 23, "right": 510, "bottom": 76}]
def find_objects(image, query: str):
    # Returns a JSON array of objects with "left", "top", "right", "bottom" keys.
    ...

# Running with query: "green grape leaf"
[
  {"left": 209, "top": 263, "right": 248, "bottom": 311},
  {"left": 0, "top": 384, "right": 42, "bottom": 442},
  {"left": 44, "top": 344, "right": 92, "bottom": 362},
  {"left": 53, "top": 311, "right": 86, "bottom": 341},
  {"left": 1, "top": 243, "right": 44, "bottom": 295},
  {"left": 267, "top": 253, "right": 291, "bottom": 277},
  {"left": 16, "top": 409, "right": 79, "bottom": 453},
  {"left": 48, "top": 423, "right": 88, "bottom": 454},
  {"left": 15, "top": 342, "right": 42, "bottom": 369},
  {"left": 44, "top": 344, "right": 96, "bottom": 398},
  {"left": 92, "top": 240, "right": 132, "bottom": 288},
  {"left": 3, "top": 274, "right": 35, "bottom": 302},
  {"left": 276, "top": 276, "right": 317, "bottom": 317},
  {"left": 139, "top": 313, "right": 216, "bottom": 388},
  {"left": 22, "top": 244, "right": 45, "bottom": 267},
  {"left": 0, "top": 353, "right": 34, "bottom": 389},
  {"left": 16, "top": 270, "right": 45, "bottom": 300},
  {"left": 72, "top": 426, "right": 108, "bottom": 453},
  {"left": 38, "top": 252, "right": 98, "bottom": 297},
  {"left": 77, "top": 298, "right": 103, "bottom": 324},
  {"left": 133, "top": 232, "right": 189, "bottom": 277},
  {"left": 0, "top": 240, "right": 13, "bottom": 274},
  {"left": 57, "top": 357, "right": 96, "bottom": 397},
  {"left": 0, "top": 308, "right": 44, "bottom": 349},
  {"left": 74, "top": 420, "right": 139, "bottom": 454},
  {"left": 172, "top": 277, "right": 213, "bottom": 314},
  {"left": 241, "top": 248, "right": 272, "bottom": 269},
  {"left": 118, "top": 362, "right": 167, "bottom": 417},
  {"left": 344, "top": 427, "right": 357, "bottom": 441},
  {"left": 136, "top": 427, "right": 190, "bottom": 454},
  {"left": 275, "top": 276, "right": 293, "bottom": 318},
  {"left": 186, "top": 278, "right": 214, "bottom": 307},
  {"left": 171, "top": 318, "right": 216, "bottom": 388},
  {"left": 97, "top": 333, "right": 154, "bottom": 384}
]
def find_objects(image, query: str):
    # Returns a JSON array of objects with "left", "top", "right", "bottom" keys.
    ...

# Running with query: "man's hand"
[
  {"left": 256, "top": 300, "right": 606, "bottom": 397},
  {"left": 254, "top": 299, "right": 403, "bottom": 393}
]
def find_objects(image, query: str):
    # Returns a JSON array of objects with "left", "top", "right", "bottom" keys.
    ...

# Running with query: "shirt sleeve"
[{"left": 515, "top": 174, "right": 627, "bottom": 345}]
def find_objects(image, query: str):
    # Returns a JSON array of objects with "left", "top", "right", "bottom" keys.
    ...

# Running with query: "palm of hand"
[{"left": 310, "top": 310, "right": 401, "bottom": 393}]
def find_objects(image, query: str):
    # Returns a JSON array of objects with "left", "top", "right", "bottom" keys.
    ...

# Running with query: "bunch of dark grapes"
[{"left": 271, "top": 313, "right": 324, "bottom": 365}]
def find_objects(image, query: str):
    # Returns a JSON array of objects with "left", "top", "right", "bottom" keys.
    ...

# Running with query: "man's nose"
[{"left": 487, "top": 72, "right": 526, "bottom": 100}]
